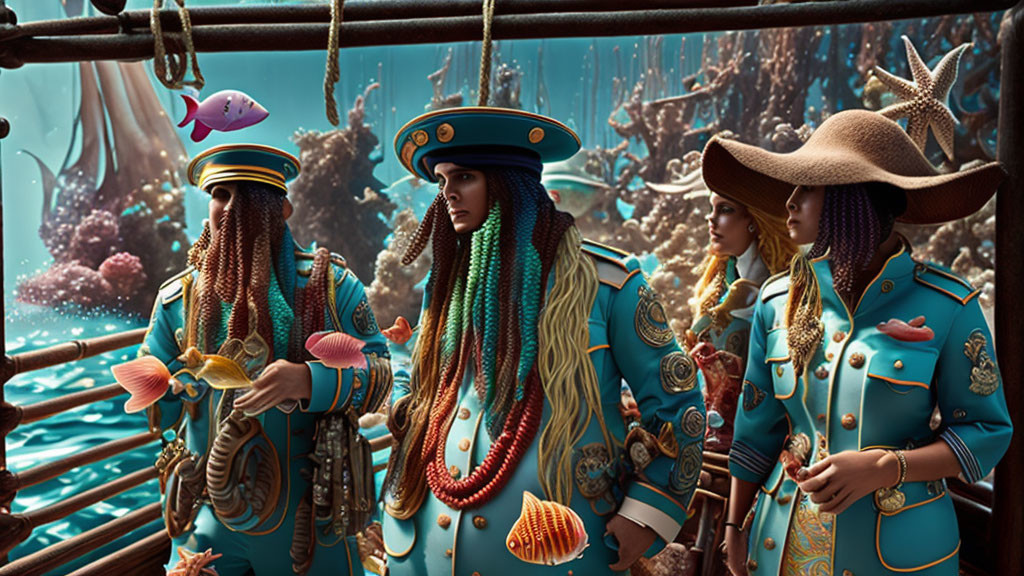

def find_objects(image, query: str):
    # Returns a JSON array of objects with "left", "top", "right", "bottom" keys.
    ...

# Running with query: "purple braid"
[{"left": 807, "top": 183, "right": 906, "bottom": 296}]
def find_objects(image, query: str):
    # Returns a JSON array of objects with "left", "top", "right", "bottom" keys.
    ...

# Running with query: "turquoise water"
[{"left": 4, "top": 302, "right": 161, "bottom": 572}]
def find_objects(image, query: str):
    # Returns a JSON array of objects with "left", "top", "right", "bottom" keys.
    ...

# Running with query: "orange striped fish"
[{"left": 505, "top": 491, "right": 589, "bottom": 566}]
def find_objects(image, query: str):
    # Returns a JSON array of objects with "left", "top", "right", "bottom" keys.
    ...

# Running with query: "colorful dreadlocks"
[
  {"left": 185, "top": 181, "right": 332, "bottom": 364},
  {"left": 385, "top": 166, "right": 604, "bottom": 516},
  {"left": 785, "top": 184, "right": 907, "bottom": 375}
]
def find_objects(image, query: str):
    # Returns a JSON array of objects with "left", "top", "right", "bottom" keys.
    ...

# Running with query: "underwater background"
[{"left": 0, "top": 0, "right": 1005, "bottom": 572}]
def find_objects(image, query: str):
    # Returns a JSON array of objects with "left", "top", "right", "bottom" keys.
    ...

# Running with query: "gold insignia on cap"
[
  {"left": 411, "top": 130, "right": 429, "bottom": 146},
  {"left": 400, "top": 140, "right": 418, "bottom": 171},
  {"left": 436, "top": 122, "right": 455, "bottom": 143},
  {"left": 528, "top": 127, "right": 545, "bottom": 144}
]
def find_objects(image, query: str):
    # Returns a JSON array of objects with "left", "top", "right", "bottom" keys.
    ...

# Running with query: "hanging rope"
[
  {"left": 151, "top": 0, "right": 204, "bottom": 90},
  {"left": 324, "top": 0, "right": 345, "bottom": 126},
  {"left": 477, "top": 0, "right": 496, "bottom": 106}
]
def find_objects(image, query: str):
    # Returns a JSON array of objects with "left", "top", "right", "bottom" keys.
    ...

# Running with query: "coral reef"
[
  {"left": 366, "top": 209, "right": 430, "bottom": 328},
  {"left": 429, "top": 49, "right": 465, "bottom": 111},
  {"left": 17, "top": 61, "right": 190, "bottom": 315},
  {"left": 288, "top": 84, "right": 393, "bottom": 284}
]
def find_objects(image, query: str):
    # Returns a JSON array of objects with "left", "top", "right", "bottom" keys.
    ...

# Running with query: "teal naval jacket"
[
  {"left": 730, "top": 244, "right": 1012, "bottom": 576},
  {"left": 140, "top": 240, "right": 389, "bottom": 576},
  {"left": 383, "top": 240, "right": 706, "bottom": 576}
]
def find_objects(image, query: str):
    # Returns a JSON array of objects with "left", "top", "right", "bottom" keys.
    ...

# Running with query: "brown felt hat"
[{"left": 701, "top": 109, "right": 1005, "bottom": 224}]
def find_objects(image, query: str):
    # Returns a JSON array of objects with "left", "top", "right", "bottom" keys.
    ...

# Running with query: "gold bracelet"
[{"left": 892, "top": 449, "right": 907, "bottom": 487}]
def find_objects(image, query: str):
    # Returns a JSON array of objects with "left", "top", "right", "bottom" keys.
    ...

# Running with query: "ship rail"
[{"left": 0, "top": 329, "right": 393, "bottom": 576}]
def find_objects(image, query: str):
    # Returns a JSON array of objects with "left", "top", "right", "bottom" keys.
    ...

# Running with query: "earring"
[{"left": 748, "top": 224, "right": 756, "bottom": 233}]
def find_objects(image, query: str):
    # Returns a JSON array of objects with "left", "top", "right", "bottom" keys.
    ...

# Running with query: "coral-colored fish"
[
  {"left": 111, "top": 356, "right": 172, "bottom": 413},
  {"left": 167, "top": 546, "right": 222, "bottom": 576},
  {"left": 506, "top": 491, "right": 589, "bottom": 566},
  {"left": 381, "top": 316, "right": 413, "bottom": 345},
  {"left": 305, "top": 331, "right": 368, "bottom": 369},
  {"left": 877, "top": 316, "right": 934, "bottom": 342},
  {"left": 178, "top": 90, "right": 269, "bottom": 142}
]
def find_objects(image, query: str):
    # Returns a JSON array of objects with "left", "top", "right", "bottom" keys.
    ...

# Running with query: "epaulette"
[
  {"left": 581, "top": 239, "right": 639, "bottom": 290},
  {"left": 158, "top": 267, "right": 194, "bottom": 306},
  {"left": 913, "top": 261, "right": 981, "bottom": 305},
  {"left": 760, "top": 271, "right": 791, "bottom": 303}
]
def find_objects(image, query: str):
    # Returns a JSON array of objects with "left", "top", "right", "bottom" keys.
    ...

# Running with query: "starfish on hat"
[{"left": 870, "top": 35, "right": 971, "bottom": 161}]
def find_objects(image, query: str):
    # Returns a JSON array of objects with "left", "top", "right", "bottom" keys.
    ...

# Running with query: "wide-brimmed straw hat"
[{"left": 701, "top": 109, "right": 1005, "bottom": 224}]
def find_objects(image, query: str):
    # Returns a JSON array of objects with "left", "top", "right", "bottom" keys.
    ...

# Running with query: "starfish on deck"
[
  {"left": 167, "top": 546, "right": 222, "bottom": 576},
  {"left": 871, "top": 35, "right": 971, "bottom": 161}
]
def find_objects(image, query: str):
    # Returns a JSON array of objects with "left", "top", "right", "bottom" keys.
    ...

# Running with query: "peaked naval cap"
[
  {"left": 188, "top": 143, "right": 301, "bottom": 194},
  {"left": 394, "top": 107, "right": 581, "bottom": 183}
]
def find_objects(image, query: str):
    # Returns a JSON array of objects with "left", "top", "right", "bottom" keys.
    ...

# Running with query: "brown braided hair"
[
  {"left": 187, "top": 182, "right": 332, "bottom": 363},
  {"left": 385, "top": 166, "right": 575, "bottom": 516}
]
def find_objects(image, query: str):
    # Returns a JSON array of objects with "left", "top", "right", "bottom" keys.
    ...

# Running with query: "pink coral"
[
  {"left": 68, "top": 209, "right": 120, "bottom": 268},
  {"left": 17, "top": 262, "right": 113, "bottom": 308},
  {"left": 99, "top": 252, "right": 147, "bottom": 299}
]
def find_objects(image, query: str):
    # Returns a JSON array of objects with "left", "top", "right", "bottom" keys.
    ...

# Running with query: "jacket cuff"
[
  {"left": 302, "top": 361, "right": 353, "bottom": 413},
  {"left": 939, "top": 428, "right": 984, "bottom": 483},
  {"left": 621, "top": 481, "right": 689, "bottom": 544},
  {"left": 729, "top": 439, "right": 775, "bottom": 484}
]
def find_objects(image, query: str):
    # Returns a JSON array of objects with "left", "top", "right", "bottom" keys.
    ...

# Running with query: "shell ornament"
[{"left": 505, "top": 491, "right": 589, "bottom": 566}]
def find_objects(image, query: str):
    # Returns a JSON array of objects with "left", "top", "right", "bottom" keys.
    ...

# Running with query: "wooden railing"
[
  {"left": 0, "top": 328, "right": 394, "bottom": 575},
  {"left": 0, "top": 329, "right": 164, "bottom": 576}
]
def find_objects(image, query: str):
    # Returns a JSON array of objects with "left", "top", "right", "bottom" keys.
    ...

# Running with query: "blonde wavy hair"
[
  {"left": 692, "top": 203, "right": 796, "bottom": 320},
  {"left": 536, "top": 227, "right": 610, "bottom": 505}
]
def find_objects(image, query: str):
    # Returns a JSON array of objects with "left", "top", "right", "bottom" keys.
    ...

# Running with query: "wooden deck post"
[{"left": 995, "top": 3, "right": 1024, "bottom": 575}]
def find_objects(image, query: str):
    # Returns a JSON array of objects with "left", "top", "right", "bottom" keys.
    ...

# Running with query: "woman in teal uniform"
[
  {"left": 136, "top": 144, "right": 391, "bottom": 575},
  {"left": 381, "top": 107, "right": 706, "bottom": 575},
  {"left": 689, "top": 193, "right": 796, "bottom": 452},
  {"left": 701, "top": 110, "right": 1012, "bottom": 576}
]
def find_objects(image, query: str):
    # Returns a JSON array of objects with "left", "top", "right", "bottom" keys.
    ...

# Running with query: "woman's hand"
[
  {"left": 606, "top": 514, "right": 658, "bottom": 571},
  {"left": 723, "top": 524, "right": 749, "bottom": 576},
  {"left": 234, "top": 360, "right": 312, "bottom": 416},
  {"left": 796, "top": 449, "right": 898, "bottom": 515}
]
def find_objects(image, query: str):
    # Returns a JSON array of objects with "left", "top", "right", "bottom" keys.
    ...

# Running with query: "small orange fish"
[
  {"left": 111, "top": 356, "right": 172, "bottom": 413},
  {"left": 381, "top": 316, "right": 413, "bottom": 345},
  {"left": 305, "top": 331, "right": 368, "bottom": 369},
  {"left": 506, "top": 491, "right": 589, "bottom": 566}
]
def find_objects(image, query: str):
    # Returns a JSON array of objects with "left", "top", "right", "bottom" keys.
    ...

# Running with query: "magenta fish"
[
  {"left": 305, "top": 331, "right": 368, "bottom": 370},
  {"left": 178, "top": 90, "right": 269, "bottom": 142}
]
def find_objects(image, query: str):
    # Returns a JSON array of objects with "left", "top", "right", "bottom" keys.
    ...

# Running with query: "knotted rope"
[
  {"left": 324, "top": 0, "right": 345, "bottom": 126},
  {"left": 477, "top": 0, "right": 496, "bottom": 106},
  {"left": 151, "top": 0, "right": 204, "bottom": 90}
]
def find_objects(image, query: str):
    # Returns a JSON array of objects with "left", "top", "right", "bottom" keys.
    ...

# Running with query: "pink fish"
[
  {"left": 877, "top": 316, "right": 934, "bottom": 342},
  {"left": 177, "top": 90, "right": 269, "bottom": 142},
  {"left": 111, "top": 356, "right": 173, "bottom": 413},
  {"left": 305, "top": 331, "right": 368, "bottom": 370}
]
